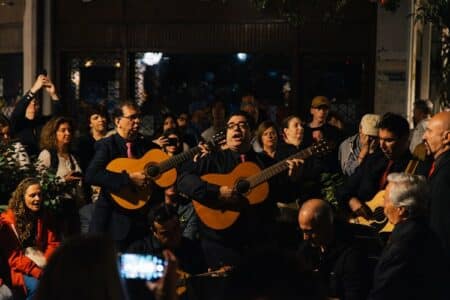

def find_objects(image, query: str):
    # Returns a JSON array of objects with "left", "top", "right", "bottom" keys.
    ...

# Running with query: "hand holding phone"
[{"left": 166, "top": 138, "right": 179, "bottom": 147}]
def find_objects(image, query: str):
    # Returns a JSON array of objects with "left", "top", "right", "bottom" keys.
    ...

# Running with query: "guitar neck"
[
  {"left": 246, "top": 147, "right": 313, "bottom": 188},
  {"left": 405, "top": 158, "right": 420, "bottom": 175},
  {"left": 157, "top": 146, "right": 202, "bottom": 173}
]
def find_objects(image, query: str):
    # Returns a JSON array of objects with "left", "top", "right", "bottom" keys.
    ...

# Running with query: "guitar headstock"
[
  {"left": 310, "top": 139, "right": 335, "bottom": 157},
  {"left": 209, "top": 130, "right": 226, "bottom": 148}
]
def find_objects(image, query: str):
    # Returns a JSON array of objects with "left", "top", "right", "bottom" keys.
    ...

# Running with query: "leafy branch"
[
  {"left": 252, "top": 0, "right": 401, "bottom": 26},
  {"left": 0, "top": 142, "right": 78, "bottom": 213},
  {"left": 415, "top": 0, "right": 450, "bottom": 108},
  {"left": 320, "top": 172, "right": 345, "bottom": 208}
]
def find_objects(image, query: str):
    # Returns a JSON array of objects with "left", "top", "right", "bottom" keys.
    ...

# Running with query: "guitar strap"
[{"left": 405, "top": 158, "right": 420, "bottom": 175}]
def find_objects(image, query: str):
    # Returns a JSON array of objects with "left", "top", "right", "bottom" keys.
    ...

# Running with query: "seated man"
[
  {"left": 128, "top": 203, "right": 205, "bottom": 274},
  {"left": 337, "top": 113, "right": 419, "bottom": 219},
  {"left": 297, "top": 199, "right": 370, "bottom": 300},
  {"left": 368, "top": 173, "right": 450, "bottom": 300},
  {"left": 126, "top": 203, "right": 206, "bottom": 300}
]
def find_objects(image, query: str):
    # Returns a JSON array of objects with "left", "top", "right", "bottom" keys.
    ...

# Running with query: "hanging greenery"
[
  {"left": 415, "top": 0, "right": 450, "bottom": 108},
  {"left": 252, "top": 0, "right": 401, "bottom": 26},
  {"left": 320, "top": 172, "right": 345, "bottom": 208},
  {"left": 252, "top": 0, "right": 449, "bottom": 106},
  {"left": 0, "top": 142, "right": 78, "bottom": 213}
]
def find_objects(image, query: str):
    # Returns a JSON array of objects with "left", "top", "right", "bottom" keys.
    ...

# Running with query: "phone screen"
[{"left": 119, "top": 254, "right": 166, "bottom": 281}]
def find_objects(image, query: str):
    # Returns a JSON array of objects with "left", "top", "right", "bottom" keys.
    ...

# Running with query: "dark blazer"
[
  {"left": 337, "top": 150, "right": 413, "bottom": 208},
  {"left": 297, "top": 222, "right": 370, "bottom": 300},
  {"left": 428, "top": 150, "right": 450, "bottom": 261},
  {"left": 368, "top": 217, "right": 450, "bottom": 300},
  {"left": 85, "top": 133, "right": 156, "bottom": 247},
  {"left": 177, "top": 148, "right": 297, "bottom": 268}
]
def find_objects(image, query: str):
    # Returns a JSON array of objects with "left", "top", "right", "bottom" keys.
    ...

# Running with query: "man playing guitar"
[
  {"left": 338, "top": 113, "right": 421, "bottom": 222},
  {"left": 177, "top": 111, "right": 302, "bottom": 272},
  {"left": 86, "top": 101, "right": 159, "bottom": 250}
]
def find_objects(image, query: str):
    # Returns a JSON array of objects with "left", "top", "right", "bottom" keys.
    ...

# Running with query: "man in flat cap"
[{"left": 339, "top": 114, "right": 381, "bottom": 176}]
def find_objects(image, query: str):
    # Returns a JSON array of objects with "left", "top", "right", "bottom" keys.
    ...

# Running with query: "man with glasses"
[
  {"left": 177, "top": 111, "right": 302, "bottom": 280},
  {"left": 85, "top": 100, "right": 159, "bottom": 250}
]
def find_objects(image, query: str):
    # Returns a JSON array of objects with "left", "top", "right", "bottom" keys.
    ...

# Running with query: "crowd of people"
[{"left": 0, "top": 74, "right": 449, "bottom": 300}]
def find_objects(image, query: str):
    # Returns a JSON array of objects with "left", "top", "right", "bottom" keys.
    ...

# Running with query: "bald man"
[
  {"left": 423, "top": 111, "right": 450, "bottom": 259},
  {"left": 297, "top": 199, "right": 370, "bottom": 300}
]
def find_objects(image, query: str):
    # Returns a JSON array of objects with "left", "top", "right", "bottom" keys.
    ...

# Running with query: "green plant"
[
  {"left": 416, "top": 0, "right": 450, "bottom": 108},
  {"left": 0, "top": 142, "right": 77, "bottom": 213},
  {"left": 252, "top": 0, "right": 401, "bottom": 26},
  {"left": 320, "top": 172, "right": 345, "bottom": 207}
]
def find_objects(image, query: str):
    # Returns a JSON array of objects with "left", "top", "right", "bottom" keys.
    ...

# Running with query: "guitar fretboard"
[
  {"left": 246, "top": 147, "right": 314, "bottom": 188},
  {"left": 157, "top": 146, "right": 202, "bottom": 173}
]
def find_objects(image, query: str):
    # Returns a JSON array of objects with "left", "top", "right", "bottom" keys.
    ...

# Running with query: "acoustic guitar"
[
  {"left": 192, "top": 140, "right": 334, "bottom": 230},
  {"left": 349, "top": 144, "right": 425, "bottom": 233},
  {"left": 106, "top": 131, "right": 225, "bottom": 210}
]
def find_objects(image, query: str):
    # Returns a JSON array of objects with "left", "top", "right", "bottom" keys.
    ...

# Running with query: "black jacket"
[
  {"left": 10, "top": 93, "right": 61, "bottom": 157},
  {"left": 297, "top": 222, "right": 370, "bottom": 300},
  {"left": 428, "top": 150, "right": 450, "bottom": 261},
  {"left": 176, "top": 149, "right": 296, "bottom": 261},
  {"left": 337, "top": 150, "right": 413, "bottom": 208},
  {"left": 303, "top": 123, "right": 345, "bottom": 175},
  {"left": 369, "top": 217, "right": 450, "bottom": 300},
  {"left": 85, "top": 133, "right": 157, "bottom": 247}
]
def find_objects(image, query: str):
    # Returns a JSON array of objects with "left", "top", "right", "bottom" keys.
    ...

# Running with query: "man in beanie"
[{"left": 338, "top": 114, "right": 381, "bottom": 176}]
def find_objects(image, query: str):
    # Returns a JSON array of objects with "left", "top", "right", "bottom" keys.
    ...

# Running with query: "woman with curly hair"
[
  {"left": 0, "top": 177, "right": 60, "bottom": 299},
  {"left": 37, "top": 116, "right": 82, "bottom": 181},
  {"left": 37, "top": 116, "right": 84, "bottom": 235}
]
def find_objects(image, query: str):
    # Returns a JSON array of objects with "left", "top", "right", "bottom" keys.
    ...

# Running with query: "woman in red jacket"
[{"left": 0, "top": 177, "right": 60, "bottom": 299}]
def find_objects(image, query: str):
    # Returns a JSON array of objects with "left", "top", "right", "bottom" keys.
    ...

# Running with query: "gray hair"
[{"left": 386, "top": 172, "right": 429, "bottom": 217}]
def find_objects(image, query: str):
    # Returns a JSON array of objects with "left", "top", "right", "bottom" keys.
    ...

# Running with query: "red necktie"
[
  {"left": 126, "top": 142, "right": 134, "bottom": 158},
  {"left": 428, "top": 162, "right": 436, "bottom": 178},
  {"left": 240, "top": 154, "right": 246, "bottom": 163},
  {"left": 379, "top": 160, "right": 394, "bottom": 189}
]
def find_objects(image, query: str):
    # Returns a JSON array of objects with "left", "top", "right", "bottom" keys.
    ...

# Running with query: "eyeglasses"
[
  {"left": 122, "top": 113, "right": 141, "bottom": 121},
  {"left": 226, "top": 122, "right": 249, "bottom": 130}
]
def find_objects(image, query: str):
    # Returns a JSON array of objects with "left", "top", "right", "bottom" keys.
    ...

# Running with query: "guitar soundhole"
[
  {"left": 146, "top": 164, "right": 160, "bottom": 178},
  {"left": 235, "top": 179, "right": 250, "bottom": 194},
  {"left": 369, "top": 207, "right": 387, "bottom": 232}
]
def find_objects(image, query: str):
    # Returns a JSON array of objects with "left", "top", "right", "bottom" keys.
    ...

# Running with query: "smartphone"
[
  {"left": 36, "top": 69, "right": 47, "bottom": 77},
  {"left": 166, "top": 137, "right": 179, "bottom": 147},
  {"left": 119, "top": 253, "right": 166, "bottom": 281}
]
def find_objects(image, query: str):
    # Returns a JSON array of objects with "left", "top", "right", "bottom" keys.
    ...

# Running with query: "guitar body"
[
  {"left": 349, "top": 190, "right": 394, "bottom": 233},
  {"left": 192, "top": 162, "right": 269, "bottom": 230},
  {"left": 106, "top": 149, "right": 175, "bottom": 209}
]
